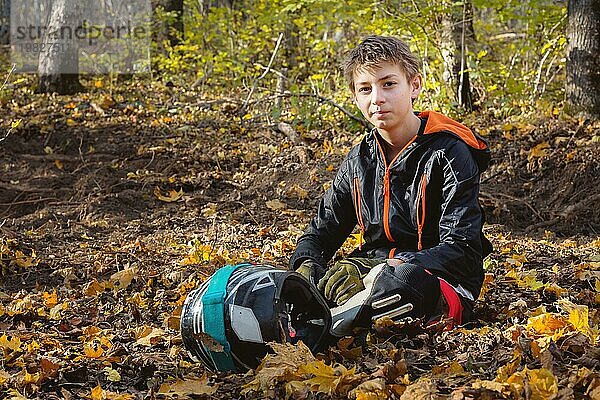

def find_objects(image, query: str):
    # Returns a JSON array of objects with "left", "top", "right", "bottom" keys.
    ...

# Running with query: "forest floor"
[{"left": 1, "top": 75, "right": 600, "bottom": 399}]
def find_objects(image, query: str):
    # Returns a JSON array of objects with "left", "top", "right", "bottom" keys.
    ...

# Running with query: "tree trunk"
[
  {"left": 437, "top": 0, "right": 476, "bottom": 111},
  {"left": 37, "top": 0, "right": 83, "bottom": 94},
  {"left": 566, "top": 0, "right": 600, "bottom": 118},
  {"left": 198, "top": 0, "right": 234, "bottom": 14},
  {"left": 0, "top": 0, "right": 9, "bottom": 45}
]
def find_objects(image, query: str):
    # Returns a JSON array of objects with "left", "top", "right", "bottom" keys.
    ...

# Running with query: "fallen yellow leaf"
[
  {"left": 0, "top": 334, "right": 21, "bottom": 351},
  {"left": 529, "top": 142, "right": 550, "bottom": 159},
  {"left": 14, "top": 249, "right": 38, "bottom": 268},
  {"left": 154, "top": 187, "right": 184, "bottom": 202},
  {"left": 158, "top": 374, "right": 219, "bottom": 398},
  {"left": 83, "top": 343, "right": 104, "bottom": 358}
]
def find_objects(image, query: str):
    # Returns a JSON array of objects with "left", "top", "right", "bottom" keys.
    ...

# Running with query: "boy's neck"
[{"left": 377, "top": 113, "right": 421, "bottom": 160}]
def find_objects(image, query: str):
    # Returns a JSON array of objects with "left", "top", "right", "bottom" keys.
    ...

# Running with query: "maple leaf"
[
  {"left": 0, "top": 334, "right": 22, "bottom": 351},
  {"left": 110, "top": 267, "right": 137, "bottom": 291},
  {"left": 42, "top": 291, "right": 58, "bottom": 308},
  {"left": 83, "top": 343, "right": 104, "bottom": 359},
  {"left": 297, "top": 360, "right": 337, "bottom": 394},
  {"left": 242, "top": 341, "right": 315, "bottom": 395},
  {"left": 559, "top": 299, "right": 599, "bottom": 344},
  {"left": 528, "top": 141, "right": 550, "bottom": 160},
  {"left": 158, "top": 374, "right": 219, "bottom": 398},
  {"left": 90, "top": 384, "right": 136, "bottom": 400},
  {"left": 0, "top": 369, "right": 11, "bottom": 386},
  {"left": 400, "top": 377, "right": 438, "bottom": 399},
  {"left": 133, "top": 326, "right": 167, "bottom": 347},
  {"left": 40, "top": 358, "right": 61, "bottom": 380},
  {"left": 349, "top": 378, "right": 390, "bottom": 400},
  {"left": 13, "top": 249, "right": 39, "bottom": 268},
  {"left": 298, "top": 360, "right": 362, "bottom": 396},
  {"left": 526, "top": 313, "right": 568, "bottom": 336},
  {"left": 154, "top": 187, "right": 184, "bottom": 202},
  {"left": 505, "top": 368, "right": 558, "bottom": 400}
]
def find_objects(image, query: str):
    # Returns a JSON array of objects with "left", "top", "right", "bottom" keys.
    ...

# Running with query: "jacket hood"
[{"left": 418, "top": 110, "right": 490, "bottom": 172}]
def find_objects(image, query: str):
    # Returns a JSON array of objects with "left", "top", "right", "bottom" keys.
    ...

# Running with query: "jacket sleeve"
[
  {"left": 289, "top": 158, "right": 358, "bottom": 271},
  {"left": 395, "top": 141, "right": 486, "bottom": 299}
]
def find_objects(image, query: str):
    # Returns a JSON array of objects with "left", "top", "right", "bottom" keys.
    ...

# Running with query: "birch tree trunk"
[
  {"left": 37, "top": 0, "right": 83, "bottom": 94},
  {"left": 566, "top": 0, "right": 600, "bottom": 118},
  {"left": 437, "top": 0, "right": 476, "bottom": 111}
]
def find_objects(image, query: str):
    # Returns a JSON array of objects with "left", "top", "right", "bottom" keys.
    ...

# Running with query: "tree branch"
[{"left": 241, "top": 33, "right": 284, "bottom": 114}]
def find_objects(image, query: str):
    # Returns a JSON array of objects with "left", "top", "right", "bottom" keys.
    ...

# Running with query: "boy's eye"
[
  {"left": 383, "top": 81, "right": 396, "bottom": 87},
  {"left": 357, "top": 87, "right": 371, "bottom": 93}
]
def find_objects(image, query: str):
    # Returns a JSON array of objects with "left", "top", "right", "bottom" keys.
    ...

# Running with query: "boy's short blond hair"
[{"left": 342, "top": 35, "right": 421, "bottom": 93}]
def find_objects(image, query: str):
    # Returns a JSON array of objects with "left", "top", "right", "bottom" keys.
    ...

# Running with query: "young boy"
[{"left": 289, "top": 35, "right": 492, "bottom": 333}]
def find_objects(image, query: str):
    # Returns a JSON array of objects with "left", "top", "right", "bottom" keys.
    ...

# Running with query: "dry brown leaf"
[
  {"left": 242, "top": 341, "right": 315, "bottom": 395},
  {"left": 133, "top": 326, "right": 167, "bottom": 347},
  {"left": 0, "top": 369, "right": 11, "bottom": 386},
  {"left": 400, "top": 377, "right": 438, "bottom": 400},
  {"left": 192, "top": 332, "right": 223, "bottom": 352},
  {"left": 158, "top": 374, "right": 219, "bottom": 398},
  {"left": 285, "top": 381, "right": 310, "bottom": 400},
  {"left": 40, "top": 358, "right": 61, "bottom": 380},
  {"left": 266, "top": 199, "right": 287, "bottom": 211},
  {"left": 83, "top": 280, "right": 106, "bottom": 297},
  {"left": 110, "top": 267, "right": 137, "bottom": 291},
  {"left": 349, "top": 378, "right": 389, "bottom": 400}
]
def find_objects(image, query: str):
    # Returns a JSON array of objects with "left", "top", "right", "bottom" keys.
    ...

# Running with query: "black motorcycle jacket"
[{"left": 290, "top": 110, "right": 492, "bottom": 300}]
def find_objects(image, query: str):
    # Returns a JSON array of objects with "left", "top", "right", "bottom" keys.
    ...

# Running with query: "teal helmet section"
[{"left": 180, "top": 263, "right": 332, "bottom": 372}]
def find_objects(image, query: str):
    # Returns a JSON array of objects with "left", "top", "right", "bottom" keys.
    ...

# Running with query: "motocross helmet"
[{"left": 180, "top": 263, "right": 332, "bottom": 372}]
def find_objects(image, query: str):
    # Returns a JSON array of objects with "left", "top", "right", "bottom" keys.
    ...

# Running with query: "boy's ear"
[{"left": 410, "top": 75, "right": 423, "bottom": 99}]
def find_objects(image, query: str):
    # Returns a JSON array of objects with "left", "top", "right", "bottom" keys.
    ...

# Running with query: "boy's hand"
[
  {"left": 295, "top": 260, "right": 324, "bottom": 286},
  {"left": 317, "top": 258, "right": 382, "bottom": 305}
]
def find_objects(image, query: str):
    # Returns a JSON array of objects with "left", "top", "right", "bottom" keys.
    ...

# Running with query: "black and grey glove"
[
  {"left": 295, "top": 259, "right": 325, "bottom": 286},
  {"left": 317, "top": 258, "right": 383, "bottom": 305}
]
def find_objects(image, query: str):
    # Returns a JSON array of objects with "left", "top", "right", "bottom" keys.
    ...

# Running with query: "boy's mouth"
[{"left": 372, "top": 111, "right": 389, "bottom": 118}]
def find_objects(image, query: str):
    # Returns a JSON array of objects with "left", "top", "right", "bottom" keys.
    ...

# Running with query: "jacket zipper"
[
  {"left": 374, "top": 134, "right": 418, "bottom": 243},
  {"left": 416, "top": 173, "right": 427, "bottom": 251},
  {"left": 353, "top": 177, "right": 365, "bottom": 250}
]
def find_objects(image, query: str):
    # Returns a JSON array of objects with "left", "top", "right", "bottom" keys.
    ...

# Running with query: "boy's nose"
[{"left": 371, "top": 88, "right": 385, "bottom": 105}]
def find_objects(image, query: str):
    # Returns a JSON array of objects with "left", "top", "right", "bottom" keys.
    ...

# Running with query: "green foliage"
[{"left": 152, "top": 0, "right": 567, "bottom": 127}]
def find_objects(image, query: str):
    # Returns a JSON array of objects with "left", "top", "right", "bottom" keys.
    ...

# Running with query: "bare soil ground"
[{"left": 1, "top": 77, "right": 599, "bottom": 399}]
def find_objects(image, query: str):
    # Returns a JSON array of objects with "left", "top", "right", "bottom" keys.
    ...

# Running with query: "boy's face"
[{"left": 353, "top": 61, "right": 422, "bottom": 136}]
